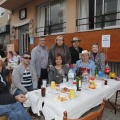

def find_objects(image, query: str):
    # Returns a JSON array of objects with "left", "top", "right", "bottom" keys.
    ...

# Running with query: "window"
[
  {"left": 36, "top": 0, "right": 66, "bottom": 36},
  {"left": 0, "top": 7, "right": 4, "bottom": 17},
  {"left": 77, "top": 0, "right": 120, "bottom": 31}
]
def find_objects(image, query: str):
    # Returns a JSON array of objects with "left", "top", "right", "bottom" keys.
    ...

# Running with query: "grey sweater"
[{"left": 11, "top": 63, "right": 38, "bottom": 94}]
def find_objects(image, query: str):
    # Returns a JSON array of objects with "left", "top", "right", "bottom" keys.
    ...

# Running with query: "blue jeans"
[
  {"left": 14, "top": 86, "right": 33, "bottom": 96},
  {"left": 0, "top": 102, "right": 31, "bottom": 120}
]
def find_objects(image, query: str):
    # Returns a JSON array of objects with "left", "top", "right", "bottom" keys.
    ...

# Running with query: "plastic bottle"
[
  {"left": 68, "top": 68, "right": 74, "bottom": 87},
  {"left": 82, "top": 69, "right": 89, "bottom": 89},
  {"left": 104, "top": 62, "right": 110, "bottom": 79}
]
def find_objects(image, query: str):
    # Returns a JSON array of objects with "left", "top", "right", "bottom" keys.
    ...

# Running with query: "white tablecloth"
[{"left": 24, "top": 79, "right": 120, "bottom": 119}]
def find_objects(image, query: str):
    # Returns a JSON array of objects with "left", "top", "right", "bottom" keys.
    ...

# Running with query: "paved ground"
[{"left": 31, "top": 92, "right": 120, "bottom": 120}]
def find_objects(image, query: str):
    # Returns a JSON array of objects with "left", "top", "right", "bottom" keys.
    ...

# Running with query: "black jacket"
[
  {"left": 0, "top": 49, "right": 6, "bottom": 58},
  {"left": 0, "top": 69, "right": 16, "bottom": 105},
  {"left": 69, "top": 46, "right": 83, "bottom": 64}
]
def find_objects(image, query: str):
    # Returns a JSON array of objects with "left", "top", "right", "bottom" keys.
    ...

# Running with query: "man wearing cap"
[
  {"left": 69, "top": 37, "right": 83, "bottom": 67},
  {"left": 73, "top": 50, "right": 95, "bottom": 76}
]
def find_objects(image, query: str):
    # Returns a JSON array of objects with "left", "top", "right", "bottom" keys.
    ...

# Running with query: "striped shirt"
[{"left": 22, "top": 70, "right": 32, "bottom": 87}]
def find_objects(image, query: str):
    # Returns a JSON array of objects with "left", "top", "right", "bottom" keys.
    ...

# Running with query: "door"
[
  {"left": 19, "top": 25, "right": 30, "bottom": 54},
  {"left": 22, "top": 33, "right": 30, "bottom": 53}
]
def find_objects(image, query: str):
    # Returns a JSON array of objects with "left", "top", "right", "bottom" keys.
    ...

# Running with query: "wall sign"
[{"left": 102, "top": 35, "right": 110, "bottom": 48}]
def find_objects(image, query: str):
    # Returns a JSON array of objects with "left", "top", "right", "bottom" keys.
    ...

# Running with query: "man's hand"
[
  {"left": 65, "top": 64, "right": 69, "bottom": 67},
  {"left": 49, "top": 65, "right": 53, "bottom": 68},
  {"left": 15, "top": 94, "right": 27, "bottom": 103}
]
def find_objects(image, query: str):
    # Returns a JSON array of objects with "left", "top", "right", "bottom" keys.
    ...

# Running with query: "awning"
[{"left": 0, "top": 0, "right": 32, "bottom": 11}]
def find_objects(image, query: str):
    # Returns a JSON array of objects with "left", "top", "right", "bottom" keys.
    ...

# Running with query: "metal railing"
[
  {"left": 109, "top": 62, "right": 120, "bottom": 76},
  {"left": 36, "top": 22, "right": 66, "bottom": 35},
  {"left": 76, "top": 11, "right": 120, "bottom": 30}
]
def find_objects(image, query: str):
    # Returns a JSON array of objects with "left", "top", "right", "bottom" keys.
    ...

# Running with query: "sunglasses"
[{"left": 23, "top": 57, "right": 31, "bottom": 60}]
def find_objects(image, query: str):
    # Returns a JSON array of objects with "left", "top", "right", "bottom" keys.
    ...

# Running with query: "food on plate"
[
  {"left": 61, "top": 87, "right": 70, "bottom": 93},
  {"left": 57, "top": 95, "right": 68, "bottom": 102},
  {"left": 89, "top": 84, "right": 96, "bottom": 89}
]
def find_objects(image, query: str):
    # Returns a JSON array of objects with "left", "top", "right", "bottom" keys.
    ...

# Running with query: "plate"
[{"left": 52, "top": 93, "right": 70, "bottom": 102}]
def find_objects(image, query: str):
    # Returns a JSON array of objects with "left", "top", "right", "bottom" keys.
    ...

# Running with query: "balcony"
[{"left": 0, "top": 0, "right": 32, "bottom": 11}]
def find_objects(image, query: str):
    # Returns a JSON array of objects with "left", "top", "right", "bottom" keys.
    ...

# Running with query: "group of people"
[{"left": 0, "top": 35, "right": 106, "bottom": 119}]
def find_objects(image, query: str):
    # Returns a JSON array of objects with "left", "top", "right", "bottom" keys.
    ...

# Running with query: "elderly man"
[
  {"left": 31, "top": 36, "right": 49, "bottom": 88},
  {"left": 73, "top": 50, "right": 95, "bottom": 76},
  {"left": 12, "top": 52, "right": 38, "bottom": 95},
  {"left": 69, "top": 37, "right": 83, "bottom": 67}
]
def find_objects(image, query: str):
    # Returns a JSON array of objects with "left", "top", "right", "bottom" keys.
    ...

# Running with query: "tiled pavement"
[{"left": 31, "top": 92, "right": 120, "bottom": 120}]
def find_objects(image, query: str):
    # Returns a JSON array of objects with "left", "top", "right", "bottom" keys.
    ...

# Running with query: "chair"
[
  {"left": 63, "top": 99, "right": 106, "bottom": 120},
  {"left": 0, "top": 116, "right": 8, "bottom": 120}
]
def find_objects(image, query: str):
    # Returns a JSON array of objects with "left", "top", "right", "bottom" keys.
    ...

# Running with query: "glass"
[
  {"left": 63, "top": 77, "right": 67, "bottom": 83},
  {"left": 41, "top": 86, "right": 46, "bottom": 97},
  {"left": 70, "top": 89, "right": 75, "bottom": 99},
  {"left": 104, "top": 80, "right": 108, "bottom": 85},
  {"left": 51, "top": 81, "right": 55, "bottom": 89}
]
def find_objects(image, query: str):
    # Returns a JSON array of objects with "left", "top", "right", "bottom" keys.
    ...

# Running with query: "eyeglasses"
[{"left": 23, "top": 57, "right": 31, "bottom": 60}]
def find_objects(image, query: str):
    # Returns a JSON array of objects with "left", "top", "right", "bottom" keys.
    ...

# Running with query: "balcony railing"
[
  {"left": 36, "top": 22, "right": 66, "bottom": 36},
  {"left": 76, "top": 11, "right": 120, "bottom": 31}
]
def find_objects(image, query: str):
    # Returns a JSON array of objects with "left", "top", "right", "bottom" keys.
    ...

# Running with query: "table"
[{"left": 24, "top": 79, "right": 120, "bottom": 120}]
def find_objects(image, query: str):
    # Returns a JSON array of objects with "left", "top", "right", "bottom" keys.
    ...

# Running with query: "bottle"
[
  {"left": 68, "top": 68, "right": 74, "bottom": 87},
  {"left": 82, "top": 69, "right": 89, "bottom": 90},
  {"left": 94, "top": 65, "right": 98, "bottom": 77},
  {"left": 18, "top": 59, "right": 20, "bottom": 65},
  {"left": 76, "top": 76, "right": 82, "bottom": 91},
  {"left": 104, "top": 62, "right": 110, "bottom": 79}
]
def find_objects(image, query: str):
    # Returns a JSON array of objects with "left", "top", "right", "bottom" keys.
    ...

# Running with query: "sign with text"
[{"left": 102, "top": 35, "right": 110, "bottom": 48}]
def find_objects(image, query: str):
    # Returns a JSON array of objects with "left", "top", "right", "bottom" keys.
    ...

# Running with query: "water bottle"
[
  {"left": 104, "top": 62, "right": 110, "bottom": 79},
  {"left": 68, "top": 69, "right": 74, "bottom": 87},
  {"left": 82, "top": 69, "right": 89, "bottom": 90}
]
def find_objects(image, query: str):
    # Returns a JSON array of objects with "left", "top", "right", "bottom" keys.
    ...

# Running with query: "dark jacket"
[
  {"left": 0, "top": 49, "right": 6, "bottom": 58},
  {"left": 48, "top": 65, "right": 69, "bottom": 84},
  {"left": 49, "top": 43, "right": 71, "bottom": 65},
  {"left": 69, "top": 46, "right": 83, "bottom": 64},
  {"left": 0, "top": 69, "right": 16, "bottom": 105}
]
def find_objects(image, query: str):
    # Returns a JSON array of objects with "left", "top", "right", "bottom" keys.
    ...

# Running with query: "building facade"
[
  {"left": 0, "top": 7, "right": 11, "bottom": 50},
  {"left": 0, "top": 0, "right": 120, "bottom": 64}
]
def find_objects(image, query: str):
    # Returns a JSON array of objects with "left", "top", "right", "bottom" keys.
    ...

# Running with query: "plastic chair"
[
  {"left": 63, "top": 99, "right": 106, "bottom": 120},
  {"left": 0, "top": 116, "right": 8, "bottom": 120}
]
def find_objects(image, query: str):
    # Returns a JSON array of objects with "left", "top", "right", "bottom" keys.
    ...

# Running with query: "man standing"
[
  {"left": 31, "top": 37, "right": 49, "bottom": 88},
  {"left": 69, "top": 37, "right": 83, "bottom": 66},
  {"left": 12, "top": 52, "right": 38, "bottom": 95}
]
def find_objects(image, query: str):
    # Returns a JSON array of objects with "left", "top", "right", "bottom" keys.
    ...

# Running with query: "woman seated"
[
  {"left": 48, "top": 54, "right": 69, "bottom": 84},
  {"left": 73, "top": 50, "right": 95, "bottom": 76},
  {"left": 89, "top": 43, "right": 105, "bottom": 72}
]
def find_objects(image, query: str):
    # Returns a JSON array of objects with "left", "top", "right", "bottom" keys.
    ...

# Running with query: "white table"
[{"left": 24, "top": 79, "right": 120, "bottom": 120}]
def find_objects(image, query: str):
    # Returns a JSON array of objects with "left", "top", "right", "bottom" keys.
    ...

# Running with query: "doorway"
[{"left": 19, "top": 24, "right": 30, "bottom": 54}]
